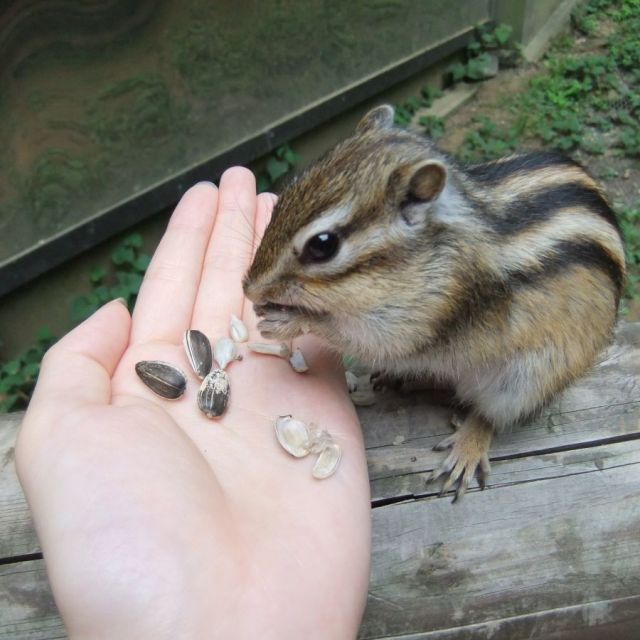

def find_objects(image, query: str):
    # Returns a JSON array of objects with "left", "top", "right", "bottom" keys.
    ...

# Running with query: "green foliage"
[
  {"left": 571, "top": 0, "right": 613, "bottom": 34},
  {"left": 513, "top": 17, "right": 640, "bottom": 158},
  {"left": 393, "top": 84, "right": 443, "bottom": 126},
  {"left": 256, "top": 145, "right": 299, "bottom": 193},
  {"left": 447, "top": 23, "right": 514, "bottom": 83},
  {"left": 457, "top": 116, "right": 526, "bottom": 163},
  {"left": 0, "top": 328, "right": 56, "bottom": 413},
  {"left": 618, "top": 202, "right": 640, "bottom": 304},
  {"left": 417, "top": 114, "right": 445, "bottom": 139},
  {"left": 70, "top": 233, "right": 149, "bottom": 324}
]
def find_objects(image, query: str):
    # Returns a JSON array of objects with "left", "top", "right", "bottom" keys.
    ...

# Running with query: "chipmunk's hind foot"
[{"left": 427, "top": 414, "right": 493, "bottom": 502}]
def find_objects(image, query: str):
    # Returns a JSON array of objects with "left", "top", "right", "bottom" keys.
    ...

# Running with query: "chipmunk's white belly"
[{"left": 381, "top": 347, "right": 552, "bottom": 429}]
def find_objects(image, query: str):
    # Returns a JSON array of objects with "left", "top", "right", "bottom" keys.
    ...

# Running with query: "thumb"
[{"left": 28, "top": 299, "right": 132, "bottom": 412}]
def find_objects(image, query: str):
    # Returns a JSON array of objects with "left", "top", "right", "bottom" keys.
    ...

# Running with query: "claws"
[{"left": 426, "top": 415, "right": 493, "bottom": 502}]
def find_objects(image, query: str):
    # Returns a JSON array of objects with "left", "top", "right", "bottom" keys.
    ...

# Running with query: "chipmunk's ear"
[
  {"left": 388, "top": 160, "right": 447, "bottom": 213},
  {"left": 356, "top": 105, "right": 395, "bottom": 133}
]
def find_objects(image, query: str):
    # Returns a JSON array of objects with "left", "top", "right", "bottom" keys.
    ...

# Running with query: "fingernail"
[{"left": 114, "top": 297, "right": 128, "bottom": 307}]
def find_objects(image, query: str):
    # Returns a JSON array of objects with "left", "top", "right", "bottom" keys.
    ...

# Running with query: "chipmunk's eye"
[{"left": 300, "top": 232, "right": 340, "bottom": 264}]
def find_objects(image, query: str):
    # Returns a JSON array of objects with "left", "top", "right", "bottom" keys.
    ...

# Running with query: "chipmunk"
[{"left": 243, "top": 105, "right": 626, "bottom": 501}]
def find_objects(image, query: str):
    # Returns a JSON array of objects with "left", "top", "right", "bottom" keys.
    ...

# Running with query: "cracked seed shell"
[
  {"left": 135, "top": 361, "right": 187, "bottom": 399},
  {"left": 197, "top": 369, "right": 230, "bottom": 418},
  {"left": 183, "top": 330, "right": 213, "bottom": 379},
  {"left": 312, "top": 442, "right": 342, "bottom": 479},
  {"left": 275, "top": 415, "right": 311, "bottom": 457}
]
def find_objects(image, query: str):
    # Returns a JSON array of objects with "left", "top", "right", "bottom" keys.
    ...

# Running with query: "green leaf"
[
  {"left": 22, "top": 362, "right": 40, "bottom": 379},
  {"left": 36, "top": 326, "right": 53, "bottom": 341},
  {"left": 277, "top": 145, "right": 299, "bottom": 166},
  {"left": 134, "top": 254, "right": 151, "bottom": 273},
  {"left": 266, "top": 157, "right": 290, "bottom": 183},
  {"left": 257, "top": 174, "right": 271, "bottom": 193},
  {"left": 2, "top": 360, "right": 21, "bottom": 376},
  {"left": 124, "top": 233, "right": 143, "bottom": 248},
  {"left": 90, "top": 265, "right": 108, "bottom": 283},
  {"left": 0, "top": 395, "right": 19, "bottom": 412},
  {"left": 112, "top": 246, "right": 136, "bottom": 266},
  {"left": 71, "top": 296, "right": 98, "bottom": 323},
  {"left": 494, "top": 24, "right": 513, "bottom": 46}
]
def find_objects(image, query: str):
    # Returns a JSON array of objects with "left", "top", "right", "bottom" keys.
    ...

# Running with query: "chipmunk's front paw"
[
  {"left": 257, "top": 312, "right": 305, "bottom": 340},
  {"left": 427, "top": 414, "right": 493, "bottom": 502}
]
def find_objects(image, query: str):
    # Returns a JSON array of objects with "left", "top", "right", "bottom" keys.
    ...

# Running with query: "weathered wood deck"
[{"left": 1, "top": 323, "right": 640, "bottom": 639}]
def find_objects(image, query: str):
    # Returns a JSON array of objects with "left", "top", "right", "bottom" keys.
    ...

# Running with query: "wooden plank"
[
  {"left": 371, "top": 437, "right": 640, "bottom": 503},
  {"left": 0, "top": 560, "right": 65, "bottom": 640},
  {"left": 360, "top": 463, "right": 640, "bottom": 639},
  {"left": 369, "top": 595, "right": 640, "bottom": 640},
  {"left": 363, "top": 329, "right": 640, "bottom": 499},
  {"left": 0, "top": 324, "right": 638, "bottom": 638},
  {"left": 0, "top": 413, "right": 39, "bottom": 558}
]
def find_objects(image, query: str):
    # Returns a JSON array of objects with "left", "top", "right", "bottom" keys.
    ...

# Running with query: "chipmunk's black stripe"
[
  {"left": 466, "top": 152, "right": 576, "bottom": 182},
  {"left": 486, "top": 182, "right": 620, "bottom": 235},
  {"left": 429, "top": 238, "right": 623, "bottom": 346},
  {"left": 507, "top": 238, "right": 624, "bottom": 301}
]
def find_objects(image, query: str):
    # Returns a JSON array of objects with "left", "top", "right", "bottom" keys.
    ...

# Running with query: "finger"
[
  {"left": 191, "top": 167, "right": 258, "bottom": 337},
  {"left": 243, "top": 191, "right": 277, "bottom": 336},
  {"left": 131, "top": 182, "right": 218, "bottom": 344},
  {"left": 29, "top": 300, "right": 131, "bottom": 411}
]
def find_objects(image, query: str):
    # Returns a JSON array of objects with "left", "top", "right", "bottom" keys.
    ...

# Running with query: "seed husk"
[
  {"left": 345, "top": 371, "right": 358, "bottom": 392},
  {"left": 183, "top": 330, "right": 213, "bottom": 379},
  {"left": 213, "top": 336, "right": 241, "bottom": 370},
  {"left": 135, "top": 361, "right": 187, "bottom": 399},
  {"left": 288, "top": 348, "right": 309, "bottom": 373},
  {"left": 248, "top": 341, "right": 291, "bottom": 359},
  {"left": 349, "top": 374, "right": 376, "bottom": 406},
  {"left": 312, "top": 442, "right": 342, "bottom": 479},
  {"left": 275, "top": 415, "right": 311, "bottom": 457},
  {"left": 230, "top": 314, "right": 248, "bottom": 343},
  {"left": 198, "top": 369, "right": 230, "bottom": 418}
]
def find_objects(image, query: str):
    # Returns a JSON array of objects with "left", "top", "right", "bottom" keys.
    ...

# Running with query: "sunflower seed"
[
  {"left": 247, "top": 341, "right": 291, "bottom": 358},
  {"left": 312, "top": 442, "right": 342, "bottom": 479},
  {"left": 183, "top": 330, "right": 213, "bottom": 379},
  {"left": 135, "top": 361, "right": 187, "bottom": 399},
  {"left": 274, "top": 415, "right": 311, "bottom": 457},
  {"left": 197, "top": 369, "right": 230, "bottom": 418},
  {"left": 288, "top": 348, "right": 309, "bottom": 373},
  {"left": 230, "top": 314, "right": 248, "bottom": 343},
  {"left": 213, "top": 336, "right": 242, "bottom": 370}
]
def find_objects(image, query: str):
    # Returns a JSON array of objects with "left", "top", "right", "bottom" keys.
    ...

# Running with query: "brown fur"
[{"left": 243, "top": 105, "right": 626, "bottom": 498}]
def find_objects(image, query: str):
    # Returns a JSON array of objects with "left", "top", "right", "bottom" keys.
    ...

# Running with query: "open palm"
[{"left": 16, "top": 169, "right": 371, "bottom": 640}]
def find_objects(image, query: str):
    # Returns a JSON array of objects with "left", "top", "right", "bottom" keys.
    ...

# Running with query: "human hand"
[{"left": 16, "top": 169, "right": 371, "bottom": 639}]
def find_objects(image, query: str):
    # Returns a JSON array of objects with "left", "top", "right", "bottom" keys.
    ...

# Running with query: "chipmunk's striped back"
[{"left": 244, "top": 105, "right": 626, "bottom": 499}]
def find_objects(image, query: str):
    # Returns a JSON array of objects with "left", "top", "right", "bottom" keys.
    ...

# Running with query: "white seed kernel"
[
  {"left": 214, "top": 336, "right": 241, "bottom": 370},
  {"left": 345, "top": 371, "right": 359, "bottom": 392},
  {"left": 288, "top": 348, "right": 309, "bottom": 373},
  {"left": 230, "top": 314, "right": 248, "bottom": 343},
  {"left": 248, "top": 342, "right": 291, "bottom": 359}
]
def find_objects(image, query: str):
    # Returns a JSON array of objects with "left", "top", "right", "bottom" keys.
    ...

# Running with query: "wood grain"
[{"left": 0, "top": 323, "right": 638, "bottom": 639}]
